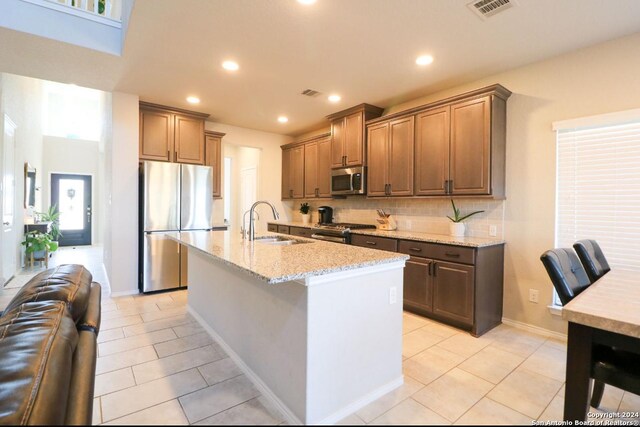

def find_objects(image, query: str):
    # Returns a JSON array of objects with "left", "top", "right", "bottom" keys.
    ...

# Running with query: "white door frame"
[{"left": 2, "top": 114, "right": 17, "bottom": 284}]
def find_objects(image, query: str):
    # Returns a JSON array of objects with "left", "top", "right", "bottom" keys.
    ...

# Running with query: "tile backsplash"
[{"left": 287, "top": 198, "right": 504, "bottom": 239}]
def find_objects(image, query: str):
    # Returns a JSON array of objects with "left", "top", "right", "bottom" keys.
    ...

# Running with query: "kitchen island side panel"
[
  {"left": 306, "top": 266, "right": 404, "bottom": 423},
  {"left": 187, "top": 249, "right": 309, "bottom": 422}
]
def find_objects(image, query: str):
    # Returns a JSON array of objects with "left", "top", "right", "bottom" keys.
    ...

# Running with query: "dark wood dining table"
[{"left": 562, "top": 269, "right": 640, "bottom": 420}]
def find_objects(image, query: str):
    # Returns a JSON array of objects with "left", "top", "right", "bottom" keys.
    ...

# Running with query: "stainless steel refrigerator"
[{"left": 139, "top": 161, "right": 213, "bottom": 293}]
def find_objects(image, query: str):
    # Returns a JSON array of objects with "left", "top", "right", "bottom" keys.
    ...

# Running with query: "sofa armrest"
[
  {"left": 78, "top": 282, "right": 101, "bottom": 335},
  {"left": 65, "top": 330, "right": 97, "bottom": 425}
]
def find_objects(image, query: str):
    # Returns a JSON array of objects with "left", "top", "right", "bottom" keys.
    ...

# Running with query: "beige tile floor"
[{"left": 3, "top": 247, "right": 639, "bottom": 425}]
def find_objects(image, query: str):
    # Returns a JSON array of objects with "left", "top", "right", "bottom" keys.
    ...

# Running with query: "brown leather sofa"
[{"left": 0, "top": 264, "right": 101, "bottom": 425}]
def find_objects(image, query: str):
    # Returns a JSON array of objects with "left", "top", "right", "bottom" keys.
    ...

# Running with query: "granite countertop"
[
  {"left": 165, "top": 230, "right": 408, "bottom": 285},
  {"left": 271, "top": 221, "right": 504, "bottom": 248},
  {"left": 562, "top": 269, "right": 640, "bottom": 339}
]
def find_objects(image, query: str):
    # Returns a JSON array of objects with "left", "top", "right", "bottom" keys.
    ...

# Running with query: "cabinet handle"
[
  {"left": 427, "top": 261, "right": 433, "bottom": 276},
  {"left": 410, "top": 247, "right": 422, "bottom": 252},
  {"left": 167, "top": 150, "right": 170, "bottom": 160},
  {"left": 175, "top": 150, "right": 178, "bottom": 161},
  {"left": 445, "top": 252, "right": 460, "bottom": 258},
  {"left": 366, "top": 241, "right": 377, "bottom": 246},
  {"left": 388, "top": 183, "right": 392, "bottom": 195},
  {"left": 444, "top": 180, "right": 448, "bottom": 193},
  {"left": 432, "top": 262, "right": 438, "bottom": 276},
  {"left": 315, "top": 188, "right": 319, "bottom": 197},
  {"left": 289, "top": 189, "right": 293, "bottom": 198},
  {"left": 448, "top": 179, "right": 453, "bottom": 194},
  {"left": 384, "top": 184, "right": 389, "bottom": 195}
]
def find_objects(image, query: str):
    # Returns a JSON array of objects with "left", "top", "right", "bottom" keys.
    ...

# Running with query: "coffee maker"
[{"left": 317, "top": 206, "right": 333, "bottom": 225}]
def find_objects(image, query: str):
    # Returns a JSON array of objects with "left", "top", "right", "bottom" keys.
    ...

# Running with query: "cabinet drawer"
[
  {"left": 277, "top": 225, "right": 290, "bottom": 234},
  {"left": 351, "top": 234, "right": 398, "bottom": 252},
  {"left": 289, "top": 226, "right": 313, "bottom": 238},
  {"left": 398, "top": 240, "right": 475, "bottom": 265},
  {"left": 267, "top": 223, "right": 278, "bottom": 232}
]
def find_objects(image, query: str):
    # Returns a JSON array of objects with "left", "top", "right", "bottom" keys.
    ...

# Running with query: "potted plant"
[
  {"left": 21, "top": 231, "right": 58, "bottom": 266},
  {"left": 447, "top": 199, "right": 484, "bottom": 237},
  {"left": 300, "top": 202, "right": 311, "bottom": 225},
  {"left": 36, "top": 204, "right": 62, "bottom": 244}
]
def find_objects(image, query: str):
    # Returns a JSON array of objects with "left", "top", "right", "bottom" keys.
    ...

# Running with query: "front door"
[
  {"left": 2, "top": 115, "right": 16, "bottom": 283},
  {"left": 51, "top": 174, "right": 92, "bottom": 246}
]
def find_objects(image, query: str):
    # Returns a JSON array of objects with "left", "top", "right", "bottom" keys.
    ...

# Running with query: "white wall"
[
  {"left": 42, "top": 135, "right": 104, "bottom": 244},
  {"left": 0, "top": 73, "right": 44, "bottom": 277},
  {"left": 205, "top": 122, "right": 293, "bottom": 232},
  {"left": 104, "top": 92, "right": 139, "bottom": 295},
  {"left": 375, "top": 32, "right": 640, "bottom": 334}
]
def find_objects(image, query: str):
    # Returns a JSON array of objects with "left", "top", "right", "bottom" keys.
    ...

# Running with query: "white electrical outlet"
[
  {"left": 389, "top": 287, "right": 397, "bottom": 304},
  {"left": 529, "top": 289, "right": 539, "bottom": 303},
  {"left": 406, "top": 220, "right": 412, "bottom": 229},
  {"left": 489, "top": 225, "right": 497, "bottom": 237}
]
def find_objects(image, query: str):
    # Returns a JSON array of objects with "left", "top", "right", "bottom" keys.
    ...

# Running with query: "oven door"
[{"left": 311, "top": 233, "right": 347, "bottom": 244}]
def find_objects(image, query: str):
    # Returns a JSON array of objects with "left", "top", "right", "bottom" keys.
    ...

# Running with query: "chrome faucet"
[
  {"left": 241, "top": 210, "right": 259, "bottom": 240},
  {"left": 247, "top": 201, "right": 280, "bottom": 241}
]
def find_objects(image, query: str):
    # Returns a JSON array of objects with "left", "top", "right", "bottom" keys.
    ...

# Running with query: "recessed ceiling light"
[
  {"left": 186, "top": 96, "right": 200, "bottom": 104},
  {"left": 416, "top": 55, "right": 434, "bottom": 66},
  {"left": 278, "top": 116, "right": 289, "bottom": 123},
  {"left": 328, "top": 94, "right": 341, "bottom": 103},
  {"left": 222, "top": 60, "right": 239, "bottom": 71},
  {"left": 298, "top": 0, "right": 317, "bottom": 4}
]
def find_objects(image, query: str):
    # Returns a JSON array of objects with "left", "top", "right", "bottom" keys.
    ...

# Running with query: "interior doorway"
[
  {"left": 51, "top": 173, "right": 92, "bottom": 246},
  {"left": 2, "top": 114, "right": 17, "bottom": 284}
]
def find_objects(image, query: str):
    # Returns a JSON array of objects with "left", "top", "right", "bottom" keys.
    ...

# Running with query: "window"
[
  {"left": 43, "top": 81, "right": 104, "bottom": 141},
  {"left": 554, "top": 110, "right": 640, "bottom": 304}
]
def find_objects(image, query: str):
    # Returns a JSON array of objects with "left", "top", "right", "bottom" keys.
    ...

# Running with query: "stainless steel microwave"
[{"left": 331, "top": 167, "right": 366, "bottom": 195}]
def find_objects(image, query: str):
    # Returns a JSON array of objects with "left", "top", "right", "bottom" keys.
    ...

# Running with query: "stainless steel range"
[{"left": 311, "top": 223, "right": 377, "bottom": 244}]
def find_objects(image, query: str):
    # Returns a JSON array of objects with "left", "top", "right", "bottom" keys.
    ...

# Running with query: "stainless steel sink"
[{"left": 255, "top": 236, "right": 312, "bottom": 246}]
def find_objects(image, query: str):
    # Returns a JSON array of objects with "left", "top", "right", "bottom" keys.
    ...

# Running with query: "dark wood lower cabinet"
[
  {"left": 404, "top": 257, "right": 433, "bottom": 313},
  {"left": 432, "top": 261, "right": 474, "bottom": 327},
  {"left": 400, "top": 243, "right": 504, "bottom": 337},
  {"left": 267, "top": 223, "right": 504, "bottom": 337}
]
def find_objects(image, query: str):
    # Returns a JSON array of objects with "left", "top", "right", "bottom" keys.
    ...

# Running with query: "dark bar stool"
[
  {"left": 540, "top": 248, "right": 640, "bottom": 408},
  {"left": 573, "top": 240, "right": 611, "bottom": 283}
]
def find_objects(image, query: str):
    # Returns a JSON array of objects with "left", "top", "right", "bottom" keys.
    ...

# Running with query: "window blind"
[{"left": 556, "top": 120, "right": 640, "bottom": 273}]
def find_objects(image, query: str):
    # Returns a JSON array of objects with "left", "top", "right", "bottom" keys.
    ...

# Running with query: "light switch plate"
[
  {"left": 529, "top": 289, "right": 539, "bottom": 303},
  {"left": 489, "top": 225, "right": 497, "bottom": 237}
]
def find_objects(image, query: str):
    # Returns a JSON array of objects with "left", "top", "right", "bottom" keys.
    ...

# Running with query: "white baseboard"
[
  {"left": 109, "top": 288, "right": 139, "bottom": 297},
  {"left": 188, "top": 307, "right": 302, "bottom": 425},
  {"left": 502, "top": 317, "right": 567, "bottom": 340}
]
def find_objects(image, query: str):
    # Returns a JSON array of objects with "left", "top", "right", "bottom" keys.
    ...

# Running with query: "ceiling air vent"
[
  {"left": 301, "top": 89, "right": 321, "bottom": 98},
  {"left": 467, "top": 0, "right": 515, "bottom": 19}
]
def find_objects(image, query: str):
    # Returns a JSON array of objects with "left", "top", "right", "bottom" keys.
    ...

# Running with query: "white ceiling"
[{"left": 2, "top": 0, "right": 640, "bottom": 135}]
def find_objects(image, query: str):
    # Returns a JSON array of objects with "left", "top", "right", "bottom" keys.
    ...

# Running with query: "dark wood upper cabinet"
[
  {"left": 281, "top": 147, "right": 292, "bottom": 199},
  {"left": 316, "top": 136, "right": 332, "bottom": 198},
  {"left": 330, "top": 118, "right": 345, "bottom": 168},
  {"left": 388, "top": 116, "right": 414, "bottom": 196},
  {"left": 366, "top": 122, "right": 389, "bottom": 197},
  {"left": 204, "top": 131, "right": 225, "bottom": 198},
  {"left": 304, "top": 140, "right": 319, "bottom": 198},
  {"left": 415, "top": 106, "right": 450, "bottom": 195},
  {"left": 367, "top": 84, "right": 510, "bottom": 198},
  {"left": 139, "top": 102, "right": 209, "bottom": 165},
  {"left": 366, "top": 116, "right": 414, "bottom": 197},
  {"left": 174, "top": 114, "right": 205, "bottom": 165},
  {"left": 344, "top": 112, "right": 364, "bottom": 167},
  {"left": 327, "top": 104, "right": 384, "bottom": 169},
  {"left": 283, "top": 133, "right": 331, "bottom": 200},
  {"left": 450, "top": 97, "right": 491, "bottom": 195},
  {"left": 139, "top": 109, "right": 173, "bottom": 161},
  {"left": 282, "top": 147, "right": 304, "bottom": 200}
]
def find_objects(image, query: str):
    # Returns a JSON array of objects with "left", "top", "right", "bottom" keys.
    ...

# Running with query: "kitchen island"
[{"left": 166, "top": 230, "right": 409, "bottom": 425}]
